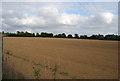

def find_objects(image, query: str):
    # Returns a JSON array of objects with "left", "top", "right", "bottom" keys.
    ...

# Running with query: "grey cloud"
[{"left": 2, "top": 2, "right": 118, "bottom": 35}]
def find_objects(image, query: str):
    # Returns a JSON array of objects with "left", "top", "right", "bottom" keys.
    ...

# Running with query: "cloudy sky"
[{"left": 2, "top": 2, "right": 118, "bottom": 35}]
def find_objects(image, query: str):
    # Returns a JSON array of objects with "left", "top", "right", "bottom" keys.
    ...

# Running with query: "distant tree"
[
  {"left": 90, "top": 35, "right": 97, "bottom": 39},
  {"left": 32, "top": 33, "right": 35, "bottom": 37},
  {"left": 67, "top": 34, "right": 73, "bottom": 38},
  {"left": 104, "top": 34, "right": 118, "bottom": 40},
  {"left": 47, "top": 33, "right": 53, "bottom": 37},
  {"left": 5, "top": 33, "right": 17, "bottom": 37},
  {"left": 74, "top": 34, "right": 79, "bottom": 38},
  {"left": 53, "top": 33, "right": 66, "bottom": 38},
  {"left": 54, "top": 34, "right": 58, "bottom": 38},
  {"left": 25, "top": 31, "right": 28, "bottom": 37},
  {"left": 80, "top": 35, "right": 88, "bottom": 39},
  {"left": 16, "top": 31, "right": 20, "bottom": 36},
  {"left": 97, "top": 34, "right": 104, "bottom": 40},
  {"left": 118, "top": 35, "right": 120, "bottom": 41},
  {"left": 61, "top": 33, "right": 66, "bottom": 38},
  {"left": 20, "top": 31, "right": 24, "bottom": 37},
  {"left": 40, "top": 32, "right": 53, "bottom": 37},
  {"left": 90, "top": 34, "right": 104, "bottom": 40},
  {"left": 2, "top": 31, "right": 4, "bottom": 34},
  {"left": 36, "top": 33, "right": 40, "bottom": 37},
  {"left": 41, "top": 32, "right": 47, "bottom": 37},
  {"left": 57, "top": 34, "right": 62, "bottom": 38},
  {"left": 3, "top": 31, "right": 120, "bottom": 41},
  {"left": 17, "top": 31, "right": 20, "bottom": 34}
]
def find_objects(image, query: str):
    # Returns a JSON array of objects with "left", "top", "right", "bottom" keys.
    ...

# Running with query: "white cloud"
[
  {"left": 21, "top": 16, "right": 46, "bottom": 26},
  {"left": 39, "top": 6, "right": 59, "bottom": 17},
  {"left": 2, "top": 2, "right": 118, "bottom": 35},
  {"left": 83, "top": 12, "right": 117, "bottom": 28},
  {"left": 57, "top": 13, "right": 87, "bottom": 26},
  {"left": 2, "top": 0, "right": 119, "bottom": 2},
  {"left": 100, "top": 12, "right": 114, "bottom": 24}
]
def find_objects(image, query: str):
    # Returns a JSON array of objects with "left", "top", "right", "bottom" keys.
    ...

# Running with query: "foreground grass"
[{"left": 3, "top": 50, "right": 69, "bottom": 79}]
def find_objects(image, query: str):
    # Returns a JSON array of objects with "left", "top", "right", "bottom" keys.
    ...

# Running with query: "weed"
[
  {"left": 22, "top": 58, "right": 30, "bottom": 62},
  {"left": 4, "top": 50, "right": 69, "bottom": 79},
  {"left": 6, "top": 50, "right": 12, "bottom": 56},
  {"left": 60, "top": 72, "right": 69, "bottom": 75},
  {"left": 33, "top": 67, "right": 41, "bottom": 79},
  {"left": 45, "top": 65, "right": 48, "bottom": 68},
  {"left": 51, "top": 65, "right": 58, "bottom": 79},
  {"left": 32, "top": 61, "right": 42, "bottom": 66},
  {"left": 49, "top": 68, "right": 52, "bottom": 69}
]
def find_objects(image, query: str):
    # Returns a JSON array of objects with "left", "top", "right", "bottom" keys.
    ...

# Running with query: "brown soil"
[{"left": 3, "top": 37, "right": 118, "bottom": 79}]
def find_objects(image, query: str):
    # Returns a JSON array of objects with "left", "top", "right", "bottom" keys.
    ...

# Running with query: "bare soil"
[{"left": 3, "top": 37, "right": 118, "bottom": 79}]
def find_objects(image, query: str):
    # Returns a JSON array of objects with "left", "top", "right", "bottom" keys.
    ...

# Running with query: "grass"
[
  {"left": 6, "top": 50, "right": 12, "bottom": 56},
  {"left": 60, "top": 72, "right": 69, "bottom": 75},
  {"left": 4, "top": 50, "right": 69, "bottom": 79},
  {"left": 32, "top": 67, "right": 41, "bottom": 79},
  {"left": 33, "top": 62, "right": 43, "bottom": 66},
  {"left": 51, "top": 65, "right": 58, "bottom": 79}
]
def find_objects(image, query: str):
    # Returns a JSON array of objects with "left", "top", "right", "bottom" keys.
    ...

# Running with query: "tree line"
[{"left": 2, "top": 31, "right": 120, "bottom": 41}]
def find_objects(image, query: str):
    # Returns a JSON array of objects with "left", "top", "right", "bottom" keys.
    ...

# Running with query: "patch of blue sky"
[
  {"left": 89, "top": 2, "right": 118, "bottom": 14},
  {"left": 66, "top": 9, "right": 90, "bottom": 16},
  {"left": 7, "top": 8, "right": 37, "bottom": 17},
  {"left": 76, "top": 2, "right": 118, "bottom": 15},
  {"left": 26, "top": 11, "right": 37, "bottom": 16}
]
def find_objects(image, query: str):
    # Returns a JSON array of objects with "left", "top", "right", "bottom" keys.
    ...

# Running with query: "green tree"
[
  {"left": 61, "top": 33, "right": 66, "bottom": 38},
  {"left": 36, "top": 33, "right": 40, "bottom": 37},
  {"left": 67, "top": 34, "right": 73, "bottom": 38},
  {"left": 32, "top": 33, "right": 35, "bottom": 37},
  {"left": 48, "top": 33, "right": 53, "bottom": 37},
  {"left": 16, "top": 31, "right": 20, "bottom": 36},
  {"left": 2, "top": 31, "right": 4, "bottom": 34},
  {"left": 97, "top": 34, "right": 104, "bottom": 40},
  {"left": 54, "top": 34, "right": 58, "bottom": 38},
  {"left": 104, "top": 35, "right": 118, "bottom": 40},
  {"left": 74, "top": 34, "right": 79, "bottom": 38},
  {"left": 80, "top": 35, "right": 88, "bottom": 39}
]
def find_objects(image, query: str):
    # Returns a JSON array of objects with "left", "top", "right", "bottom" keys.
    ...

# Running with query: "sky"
[{"left": 1, "top": 2, "right": 118, "bottom": 35}]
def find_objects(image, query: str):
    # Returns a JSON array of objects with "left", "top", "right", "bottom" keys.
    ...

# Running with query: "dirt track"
[{"left": 3, "top": 37, "right": 118, "bottom": 79}]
